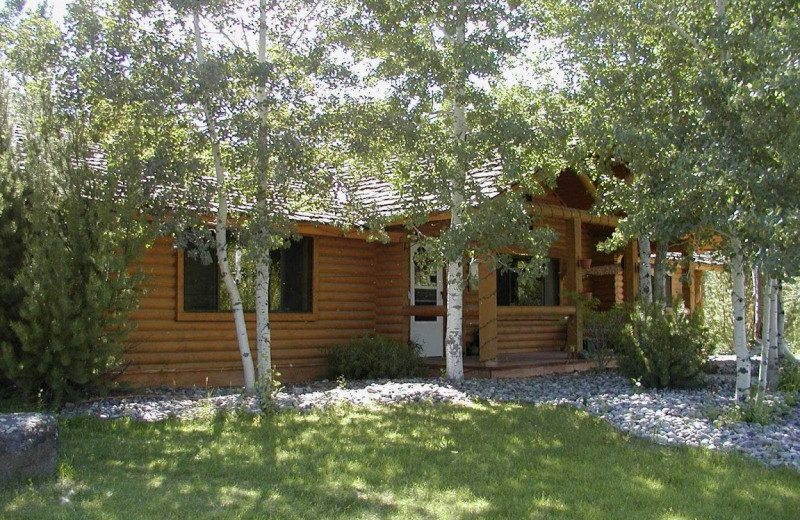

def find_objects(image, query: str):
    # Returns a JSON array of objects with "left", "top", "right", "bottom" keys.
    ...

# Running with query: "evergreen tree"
[{"left": 0, "top": 4, "right": 162, "bottom": 403}]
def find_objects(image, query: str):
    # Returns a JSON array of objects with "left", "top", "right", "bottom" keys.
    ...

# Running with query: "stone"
[{"left": 0, "top": 413, "right": 58, "bottom": 485}]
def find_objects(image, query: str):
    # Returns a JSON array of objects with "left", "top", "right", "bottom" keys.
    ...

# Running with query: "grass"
[{"left": 2, "top": 402, "right": 800, "bottom": 519}]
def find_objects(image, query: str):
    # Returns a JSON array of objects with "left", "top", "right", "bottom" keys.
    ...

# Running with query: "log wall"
[
  {"left": 375, "top": 241, "right": 409, "bottom": 342},
  {"left": 496, "top": 309, "right": 569, "bottom": 354},
  {"left": 124, "top": 235, "right": 384, "bottom": 386},
  {"left": 121, "top": 195, "right": 629, "bottom": 384}
]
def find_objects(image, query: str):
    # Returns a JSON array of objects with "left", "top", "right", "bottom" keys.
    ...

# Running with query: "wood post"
[
  {"left": 565, "top": 217, "right": 583, "bottom": 352},
  {"left": 682, "top": 261, "right": 697, "bottom": 311},
  {"left": 478, "top": 259, "right": 498, "bottom": 362},
  {"left": 694, "top": 269, "right": 704, "bottom": 310},
  {"left": 623, "top": 240, "right": 638, "bottom": 304}
]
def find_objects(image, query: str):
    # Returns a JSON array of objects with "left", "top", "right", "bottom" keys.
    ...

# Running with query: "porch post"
[
  {"left": 623, "top": 239, "right": 638, "bottom": 303},
  {"left": 682, "top": 260, "right": 697, "bottom": 311},
  {"left": 478, "top": 259, "right": 498, "bottom": 362},
  {"left": 565, "top": 217, "right": 583, "bottom": 352},
  {"left": 694, "top": 269, "right": 704, "bottom": 310}
]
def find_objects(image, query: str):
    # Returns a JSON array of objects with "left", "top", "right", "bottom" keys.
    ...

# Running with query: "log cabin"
[{"left": 122, "top": 168, "right": 706, "bottom": 386}]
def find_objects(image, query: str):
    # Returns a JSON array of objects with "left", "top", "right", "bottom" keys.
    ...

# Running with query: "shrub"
[
  {"left": 777, "top": 361, "right": 800, "bottom": 393},
  {"left": 615, "top": 303, "right": 711, "bottom": 389},
  {"left": 583, "top": 305, "right": 630, "bottom": 369},
  {"left": 326, "top": 336, "right": 427, "bottom": 380},
  {"left": 0, "top": 116, "right": 154, "bottom": 406}
]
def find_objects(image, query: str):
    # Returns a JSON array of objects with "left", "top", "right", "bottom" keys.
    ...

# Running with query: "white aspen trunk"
[
  {"left": 756, "top": 272, "right": 771, "bottom": 401},
  {"left": 256, "top": 257, "right": 272, "bottom": 388},
  {"left": 777, "top": 281, "right": 798, "bottom": 363},
  {"left": 194, "top": 11, "right": 256, "bottom": 393},
  {"left": 444, "top": 0, "right": 467, "bottom": 380},
  {"left": 730, "top": 242, "right": 750, "bottom": 402},
  {"left": 752, "top": 266, "right": 762, "bottom": 341},
  {"left": 637, "top": 235, "right": 653, "bottom": 303},
  {"left": 445, "top": 254, "right": 464, "bottom": 380},
  {"left": 767, "top": 278, "right": 780, "bottom": 390},
  {"left": 254, "top": 0, "right": 273, "bottom": 390},
  {"left": 653, "top": 241, "right": 667, "bottom": 305}
]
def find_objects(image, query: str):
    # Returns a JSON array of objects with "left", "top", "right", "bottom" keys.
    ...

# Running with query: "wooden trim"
[
  {"left": 175, "top": 236, "right": 320, "bottom": 323},
  {"left": 529, "top": 202, "right": 617, "bottom": 227},
  {"left": 497, "top": 305, "right": 577, "bottom": 317},
  {"left": 392, "top": 202, "right": 617, "bottom": 228},
  {"left": 296, "top": 222, "right": 404, "bottom": 243}
]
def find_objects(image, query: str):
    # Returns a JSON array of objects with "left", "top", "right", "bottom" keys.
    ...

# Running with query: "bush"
[
  {"left": 0, "top": 116, "right": 154, "bottom": 406},
  {"left": 326, "top": 336, "right": 427, "bottom": 380},
  {"left": 615, "top": 303, "right": 712, "bottom": 389},
  {"left": 777, "top": 361, "right": 800, "bottom": 393},
  {"left": 583, "top": 305, "right": 630, "bottom": 369}
]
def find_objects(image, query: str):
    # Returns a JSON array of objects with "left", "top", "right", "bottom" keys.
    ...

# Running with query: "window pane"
[
  {"left": 413, "top": 248, "right": 437, "bottom": 287},
  {"left": 516, "top": 275, "right": 545, "bottom": 306},
  {"left": 183, "top": 232, "right": 313, "bottom": 314},
  {"left": 270, "top": 237, "right": 313, "bottom": 313},
  {"left": 497, "top": 257, "right": 559, "bottom": 307},
  {"left": 218, "top": 238, "right": 256, "bottom": 312},
  {"left": 497, "top": 269, "right": 512, "bottom": 305},
  {"left": 184, "top": 250, "right": 218, "bottom": 311},
  {"left": 414, "top": 288, "right": 438, "bottom": 306}
]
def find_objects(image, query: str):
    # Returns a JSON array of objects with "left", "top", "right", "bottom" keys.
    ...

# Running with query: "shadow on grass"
[{"left": 2, "top": 403, "right": 799, "bottom": 519}]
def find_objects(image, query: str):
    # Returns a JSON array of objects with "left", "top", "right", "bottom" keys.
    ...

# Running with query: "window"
[
  {"left": 183, "top": 235, "right": 313, "bottom": 314},
  {"left": 412, "top": 245, "right": 440, "bottom": 322},
  {"left": 497, "top": 257, "right": 560, "bottom": 306}
]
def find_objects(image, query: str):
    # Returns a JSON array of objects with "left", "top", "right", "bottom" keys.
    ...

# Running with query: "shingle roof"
[{"left": 6, "top": 127, "right": 516, "bottom": 228}]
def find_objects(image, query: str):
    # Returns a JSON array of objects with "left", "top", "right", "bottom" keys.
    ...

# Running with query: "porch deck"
[{"left": 423, "top": 351, "right": 607, "bottom": 379}]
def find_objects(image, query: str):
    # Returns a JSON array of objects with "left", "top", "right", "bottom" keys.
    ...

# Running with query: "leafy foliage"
[
  {"left": 0, "top": 6, "right": 160, "bottom": 404},
  {"left": 783, "top": 279, "right": 800, "bottom": 355},
  {"left": 582, "top": 305, "right": 631, "bottom": 370},
  {"left": 777, "top": 360, "right": 800, "bottom": 394},
  {"left": 0, "top": 124, "right": 154, "bottom": 404},
  {"left": 615, "top": 303, "right": 712, "bottom": 389},
  {"left": 326, "top": 336, "right": 427, "bottom": 380}
]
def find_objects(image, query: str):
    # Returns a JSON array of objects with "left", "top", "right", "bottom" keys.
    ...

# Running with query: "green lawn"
[{"left": 2, "top": 402, "right": 799, "bottom": 519}]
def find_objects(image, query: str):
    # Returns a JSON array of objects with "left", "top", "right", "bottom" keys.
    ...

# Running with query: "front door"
[{"left": 409, "top": 244, "right": 444, "bottom": 357}]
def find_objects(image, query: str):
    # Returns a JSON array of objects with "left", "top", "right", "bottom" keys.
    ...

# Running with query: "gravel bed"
[{"left": 60, "top": 362, "right": 800, "bottom": 472}]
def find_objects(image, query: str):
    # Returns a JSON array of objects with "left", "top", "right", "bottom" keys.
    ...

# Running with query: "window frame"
[
  {"left": 176, "top": 235, "right": 319, "bottom": 322},
  {"left": 496, "top": 257, "right": 561, "bottom": 307}
]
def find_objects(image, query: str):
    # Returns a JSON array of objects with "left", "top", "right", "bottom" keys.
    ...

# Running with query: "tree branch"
[{"left": 641, "top": 0, "right": 708, "bottom": 59}]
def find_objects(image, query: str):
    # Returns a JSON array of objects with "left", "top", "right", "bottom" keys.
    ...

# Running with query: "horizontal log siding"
[
  {"left": 496, "top": 310, "right": 568, "bottom": 354},
  {"left": 375, "top": 241, "right": 409, "bottom": 342},
  {"left": 124, "top": 236, "right": 380, "bottom": 385},
  {"left": 590, "top": 275, "right": 617, "bottom": 310}
]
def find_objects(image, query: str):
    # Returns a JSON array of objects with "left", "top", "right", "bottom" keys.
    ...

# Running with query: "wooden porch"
[{"left": 423, "top": 351, "right": 606, "bottom": 379}]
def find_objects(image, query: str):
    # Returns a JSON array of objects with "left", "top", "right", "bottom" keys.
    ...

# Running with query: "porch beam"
[{"left": 529, "top": 202, "right": 617, "bottom": 227}]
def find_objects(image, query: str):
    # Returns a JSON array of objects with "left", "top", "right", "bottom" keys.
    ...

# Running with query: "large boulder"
[{"left": 0, "top": 413, "right": 58, "bottom": 485}]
